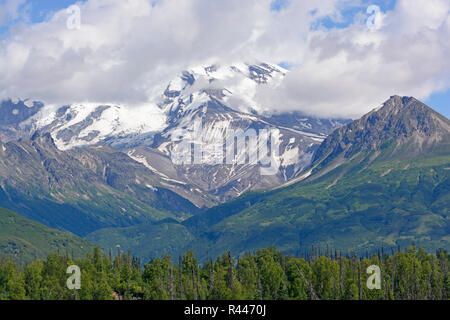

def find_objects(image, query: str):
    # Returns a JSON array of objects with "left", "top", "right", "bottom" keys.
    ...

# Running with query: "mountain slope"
[
  {"left": 5, "top": 62, "right": 348, "bottom": 203},
  {"left": 313, "top": 96, "right": 450, "bottom": 171},
  {"left": 88, "top": 96, "right": 450, "bottom": 261},
  {"left": 0, "top": 133, "right": 204, "bottom": 237},
  {"left": 0, "top": 206, "right": 94, "bottom": 263},
  {"left": 86, "top": 221, "right": 195, "bottom": 263},
  {"left": 187, "top": 96, "right": 450, "bottom": 258},
  {"left": 126, "top": 63, "right": 348, "bottom": 201},
  {"left": 0, "top": 99, "right": 43, "bottom": 142}
]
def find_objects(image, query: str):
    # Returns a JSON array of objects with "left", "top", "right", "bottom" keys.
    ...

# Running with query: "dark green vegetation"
[
  {"left": 0, "top": 207, "right": 94, "bottom": 263},
  {"left": 86, "top": 222, "right": 195, "bottom": 262},
  {"left": 0, "top": 246, "right": 448, "bottom": 300},
  {"left": 88, "top": 96, "right": 450, "bottom": 261}
]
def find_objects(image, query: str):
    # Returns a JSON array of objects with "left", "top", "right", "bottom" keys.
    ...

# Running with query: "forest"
[{"left": 0, "top": 246, "right": 449, "bottom": 300}]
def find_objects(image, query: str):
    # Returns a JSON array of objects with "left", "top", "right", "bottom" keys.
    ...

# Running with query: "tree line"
[{"left": 0, "top": 246, "right": 449, "bottom": 300}]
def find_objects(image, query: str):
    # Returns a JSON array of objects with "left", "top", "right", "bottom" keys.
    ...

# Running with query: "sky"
[{"left": 0, "top": 0, "right": 449, "bottom": 119}]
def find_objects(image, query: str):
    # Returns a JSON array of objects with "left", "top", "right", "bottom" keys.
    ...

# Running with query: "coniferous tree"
[{"left": 0, "top": 246, "right": 448, "bottom": 301}]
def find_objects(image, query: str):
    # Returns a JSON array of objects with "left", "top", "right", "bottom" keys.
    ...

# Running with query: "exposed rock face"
[
  {"left": 0, "top": 133, "right": 206, "bottom": 236},
  {"left": 129, "top": 63, "right": 348, "bottom": 201},
  {"left": 313, "top": 96, "right": 450, "bottom": 166},
  {"left": 0, "top": 99, "right": 43, "bottom": 141}
]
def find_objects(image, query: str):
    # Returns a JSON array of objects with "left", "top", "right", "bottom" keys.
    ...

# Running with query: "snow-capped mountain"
[
  {"left": 1, "top": 62, "right": 349, "bottom": 203},
  {"left": 124, "top": 62, "right": 348, "bottom": 201},
  {"left": 20, "top": 102, "right": 166, "bottom": 150}
]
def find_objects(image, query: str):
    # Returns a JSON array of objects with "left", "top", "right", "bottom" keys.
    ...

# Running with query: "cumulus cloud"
[
  {"left": 0, "top": 0, "right": 337, "bottom": 105},
  {"left": 256, "top": 0, "right": 450, "bottom": 118},
  {"left": 0, "top": 0, "right": 449, "bottom": 119}
]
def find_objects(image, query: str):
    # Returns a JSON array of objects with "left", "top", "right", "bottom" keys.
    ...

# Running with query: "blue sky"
[
  {"left": 27, "top": 0, "right": 83, "bottom": 23},
  {"left": 0, "top": 0, "right": 83, "bottom": 34},
  {"left": 425, "top": 90, "right": 450, "bottom": 118},
  {"left": 0, "top": 0, "right": 449, "bottom": 118},
  {"left": 318, "top": 0, "right": 396, "bottom": 28}
]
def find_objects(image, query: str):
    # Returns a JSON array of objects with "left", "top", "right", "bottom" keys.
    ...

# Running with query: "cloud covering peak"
[{"left": 0, "top": 0, "right": 449, "bottom": 119}]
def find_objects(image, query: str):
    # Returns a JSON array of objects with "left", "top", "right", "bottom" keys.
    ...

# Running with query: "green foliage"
[
  {"left": 0, "top": 246, "right": 448, "bottom": 300},
  {"left": 0, "top": 206, "right": 94, "bottom": 263},
  {"left": 86, "top": 223, "right": 195, "bottom": 264}
]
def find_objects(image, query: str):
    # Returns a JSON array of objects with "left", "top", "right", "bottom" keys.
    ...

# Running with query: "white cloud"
[
  {"left": 0, "top": 0, "right": 449, "bottom": 119},
  {"left": 257, "top": 0, "right": 450, "bottom": 118},
  {"left": 0, "top": 0, "right": 337, "bottom": 104}
]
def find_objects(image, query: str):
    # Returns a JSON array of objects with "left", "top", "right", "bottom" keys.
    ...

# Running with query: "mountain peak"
[
  {"left": 161, "top": 62, "right": 286, "bottom": 117},
  {"left": 312, "top": 96, "right": 450, "bottom": 166},
  {"left": 376, "top": 95, "right": 428, "bottom": 114}
]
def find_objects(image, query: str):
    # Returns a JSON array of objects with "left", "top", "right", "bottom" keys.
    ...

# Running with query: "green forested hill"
[
  {"left": 186, "top": 153, "right": 450, "bottom": 259},
  {"left": 86, "top": 221, "right": 195, "bottom": 263},
  {"left": 0, "top": 207, "right": 94, "bottom": 262},
  {"left": 0, "top": 134, "right": 200, "bottom": 237}
]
